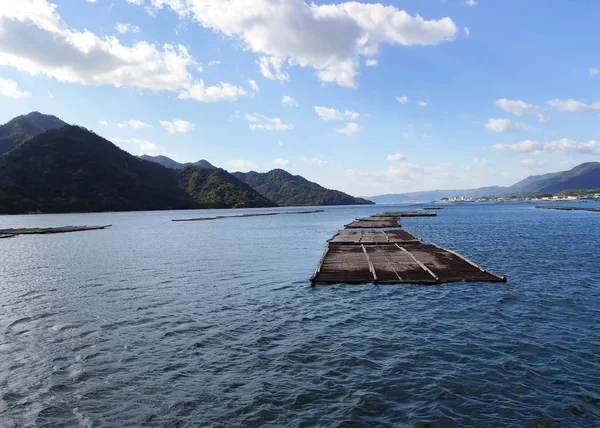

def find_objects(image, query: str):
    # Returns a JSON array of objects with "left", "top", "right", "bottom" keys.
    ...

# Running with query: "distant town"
[{"left": 439, "top": 189, "right": 600, "bottom": 204}]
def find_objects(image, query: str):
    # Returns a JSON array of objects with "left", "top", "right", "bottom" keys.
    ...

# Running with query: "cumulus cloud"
[
  {"left": 334, "top": 122, "right": 361, "bottom": 136},
  {"left": 229, "top": 159, "right": 258, "bottom": 170},
  {"left": 272, "top": 158, "right": 290, "bottom": 168},
  {"left": 245, "top": 113, "right": 293, "bottom": 131},
  {"left": 386, "top": 153, "right": 405, "bottom": 161},
  {"left": 492, "top": 138, "right": 600, "bottom": 155},
  {"left": 314, "top": 106, "right": 360, "bottom": 121},
  {"left": 115, "top": 23, "right": 140, "bottom": 34},
  {"left": 248, "top": 79, "right": 259, "bottom": 92},
  {"left": 365, "top": 59, "right": 377, "bottom": 67},
  {"left": 160, "top": 119, "right": 195, "bottom": 134},
  {"left": 418, "top": 101, "right": 427, "bottom": 107},
  {"left": 130, "top": 0, "right": 457, "bottom": 87},
  {"left": 547, "top": 98, "right": 600, "bottom": 113},
  {"left": 465, "top": 0, "right": 477, "bottom": 6},
  {"left": 395, "top": 95, "right": 408, "bottom": 104},
  {"left": 282, "top": 95, "right": 298, "bottom": 107},
  {"left": 0, "top": 77, "right": 31, "bottom": 98},
  {"left": 485, "top": 118, "right": 532, "bottom": 133},
  {"left": 99, "top": 119, "right": 151, "bottom": 129},
  {"left": 301, "top": 157, "right": 328, "bottom": 167},
  {"left": 111, "top": 137, "right": 157, "bottom": 154},
  {"left": 589, "top": 67, "right": 598, "bottom": 77},
  {"left": 0, "top": 0, "right": 245, "bottom": 102},
  {"left": 495, "top": 99, "right": 540, "bottom": 116}
]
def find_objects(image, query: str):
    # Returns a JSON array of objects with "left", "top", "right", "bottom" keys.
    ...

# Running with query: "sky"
[{"left": 0, "top": 0, "right": 599, "bottom": 197}]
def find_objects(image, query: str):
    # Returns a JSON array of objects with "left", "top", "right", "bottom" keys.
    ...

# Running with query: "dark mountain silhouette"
[
  {"left": 0, "top": 125, "right": 275, "bottom": 214},
  {"left": 0, "top": 111, "right": 67, "bottom": 155},
  {"left": 519, "top": 162, "right": 600, "bottom": 194},
  {"left": 233, "top": 169, "right": 373, "bottom": 206},
  {"left": 140, "top": 154, "right": 216, "bottom": 170}
]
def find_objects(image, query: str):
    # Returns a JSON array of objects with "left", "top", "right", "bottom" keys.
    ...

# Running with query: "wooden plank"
[
  {"left": 430, "top": 243, "right": 506, "bottom": 281},
  {"left": 396, "top": 244, "right": 440, "bottom": 282},
  {"left": 0, "top": 225, "right": 112, "bottom": 235},
  {"left": 361, "top": 244, "right": 377, "bottom": 281}
]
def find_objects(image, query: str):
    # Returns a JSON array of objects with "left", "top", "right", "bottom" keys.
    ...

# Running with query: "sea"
[{"left": 1, "top": 202, "right": 599, "bottom": 427}]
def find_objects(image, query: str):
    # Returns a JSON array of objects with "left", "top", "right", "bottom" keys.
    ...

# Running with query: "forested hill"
[
  {"left": 0, "top": 111, "right": 67, "bottom": 155},
  {"left": 233, "top": 169, "right": 374, "bottom": 206}
]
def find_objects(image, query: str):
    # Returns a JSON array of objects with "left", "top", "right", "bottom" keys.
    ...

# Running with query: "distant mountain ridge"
[
  {"left": 0, "top": 124, "right": 275, "bottom": 214},
  {"left": 0, "top": 111, "right": 67, "bottom": 155},
  {"left": 233, "top": 169, "right": 374, "bottom": 206},
  {"left": 365, "top": 164, "right": 600, "bottom": 203},
  {"left": 140, "top": 154, "right": 216, "bottom": 170}
]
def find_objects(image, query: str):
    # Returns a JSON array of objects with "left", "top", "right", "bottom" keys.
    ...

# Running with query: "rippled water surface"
[{"left": 1, "top": 202, "right": 600, "bottom": 427}]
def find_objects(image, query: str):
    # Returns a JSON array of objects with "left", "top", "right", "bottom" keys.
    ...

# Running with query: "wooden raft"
[
  {"left": 0, "top": 225, "right": 111, "bottom": 236},
  {"left": 173, "top": 210, "right": 324, "bottom": 222},
  {"left": 345, "top": 217, "right": 401, "bottom": 228},
  {"left": 328, "top": 229, "right": 420, "bottom": 245},
  {"left": 372, "top": 211, "right": 437, "bottom": 217},
  {"left": 536, "top": 206, "right": 600, "bottom": 213},
  {"left": 311, "top": 244, "right": 506, "bottom": 285}
]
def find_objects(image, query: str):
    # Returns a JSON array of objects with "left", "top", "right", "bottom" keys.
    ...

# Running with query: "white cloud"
[
  {"left": 485, "top": 118, "right": 532, "bottom": 133},
  {"left": 589, "top": 67, "right": 598, "bottom": 77},
  {"left": 520, "top": 159, "right": 545, "bottom": 168},
  {"left": 386, "top": 153, "right": 405, "bottom": 161},
  {"left": 547, "top": 98, "right": 600, "bottom": 113},
  {"left": 178, "top": 80, "right": 246, "bottom": 102},
  {"left": 133, "top": 0, "right": 457, "bottom": 87},
  {"left": 314, "top": 106, "right": 360, "bottom": 121},
  {"left": 98, "top": 119, "right": 151, "bottom": 129},
  {"left": 492, "top": 138, "right": 600, "bottom": 155},
  {"left": 418, "top": 101, "right": 427, "bottom": 107},
  {"left": 257, "top": 56, "right": 288, "bottom": 82},
  {"left": 272, "top": 158, "right": 290, "bottom": 168},
  {"left": 0, "top": 77, "right": 31, "bottom": 98},
  {"left": 0, "top": 0, "right": 245, "bottom": 103},
  {"left": 301, "top": 157, "right": 328, "bottom": 167},
  {"left": 395, "top": 95, "right": 408, "bottom": 104},
  {"left": 229, "top": 159, "right": 258, "bottom": 170},
  {"left": 465, "top": 0, "right": 477, "bottom": 6},
  {"left": 111, "top": 137, "right": 157, "bottom": 154},
  {"left": 115, "top": 23, "right": 140, "bottom": 34},
  {"left": 537, "top": 112, "right": 550, "bottom": 123},
  {"left": 495, "top": 99, "right": 540, "bottom": 116},
  {"left": 246, "top": 113, "right": 293, "bottom": 131},
  {"left": 334, "top": 122, "right": 361, "bottom": 136},
  {"left": 365, "top": 59, "right": 378, "bottom": 67},
  {"left": 282, "top": 95, "right": 298, "bottom": 107},
  {"left": 464, "top": 27, "right": 470, "bottom": 38},
  {"left": 208, "top": 60, "right": 220, "bottom": 66},
  {"left": 248, "top": 79, "right": 259, "bottom": 92},
  {"left": 87, "top": 0, "right": 97, "bottom": 3},
  {"left": 160, "top": 119, "right": 195, "bottom": 134}
]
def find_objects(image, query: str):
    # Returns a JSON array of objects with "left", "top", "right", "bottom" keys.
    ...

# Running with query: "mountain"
[
  {"left": 0, "top": 111, "right": 67, "bottom": 155},
  {"left": 0, "top": 125, "right": 275, "bottom": 214},
  {"left": 506, "top": 171, "right": 563, "bottom": 193},
  {"left": 519, "top": 162, "right": 600, "bottom": 194},
  {"left": 365, "top": 170, "right": 568, "bottom": 203},
  {"left": 178, "top": 166, "right": 276, "bottom": 208},
  {"left": 140, "top": 154, "right": 216, "bottom": 170},
  {"left": 233, "top": 169, "right": 374, "bottom": 206}
]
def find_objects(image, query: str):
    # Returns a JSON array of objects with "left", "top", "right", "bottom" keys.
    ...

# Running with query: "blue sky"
[{"left": 1, "top": 0, "right": 599, "bottom": 196}]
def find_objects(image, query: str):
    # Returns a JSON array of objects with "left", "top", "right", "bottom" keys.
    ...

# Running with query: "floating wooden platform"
[
  {"left": 424, "top": 207, "right": 444, "bottom": 210},
  {"left": 0, "top": 234, "right": 16, "bottom": 239},
  {"left": 345, "top": 217, "right": 401, "bottom": 228},
  {"left": 173, "top": 210, "right": 324, "bottom": 222},
  {"left": 311, "top": 243, "right": 506, "bottom": 285},
  {"left": 372, "top": 211, "right": 437, "bottom": 217},
  {"left": 536, "top": 206, "right": 600, "bottom": 213},
  {"left": 328, "top": 229, "right": 420, "bottom": 245},
  {"left": 0, "top": 225, "right": 111, "bottom": 236}
]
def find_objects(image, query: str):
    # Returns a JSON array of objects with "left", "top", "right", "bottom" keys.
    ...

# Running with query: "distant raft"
[
  {"left": 345, "top": 216, "right": 402, "bottom": 229},
  {"left": 328, "top": 229, "right": 420, "bottom": 245},
  {"left": 536, "top": 206, "right": 600, "bottom": 213},
  {"left": 0, "top": 225, "right": 111, "bottom": 236},
  {"left": 372, "top": 211, "right": 437, "bottom": 217},
  {"left": 172, "top": 210, "right": 324, "bottom": 222}
]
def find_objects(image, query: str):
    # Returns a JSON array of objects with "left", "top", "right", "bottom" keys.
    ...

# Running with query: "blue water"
[{"left": 1, "top": 202, "right": 599, "bottom": 427}]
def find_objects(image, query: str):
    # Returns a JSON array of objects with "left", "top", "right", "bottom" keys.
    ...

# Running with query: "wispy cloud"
[
  {"left": 246, "top": 113, "right": 293, "bottom": 131},
  {"left": 334, "top": 122, "right": 361, "bottom": 136},
  {"left": 314, "top": 106, "right": 360, "bottom": 121},
  {"left": 492, "top": 138, "right": 600, "bottom": 155},
  {"left": 160, "top": 119, "right": 194, "bottom": 134}
]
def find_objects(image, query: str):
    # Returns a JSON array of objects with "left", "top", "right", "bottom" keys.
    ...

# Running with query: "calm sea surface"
[{"left": 1, "top": 202, "right": 599, "bottom": 427}]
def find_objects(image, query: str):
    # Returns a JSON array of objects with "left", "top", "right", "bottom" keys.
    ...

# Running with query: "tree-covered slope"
[
  {"left": 0, "top": 111, "right": 67, "bottom": 155},
  {"left": 233, "top": 169, "right": 374, "bottom": 206},
  {"left": 140, "top": 154, "right": 216, "bottom": 170},
  {"left": 0, "top": 126, "right": 275, "bottom": 213},
  {"left": 520, "top": 162, "right": 600, "bottom": 194},
  {"left": 177, "top": 166, "right": 277, "bottom": 208}
]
